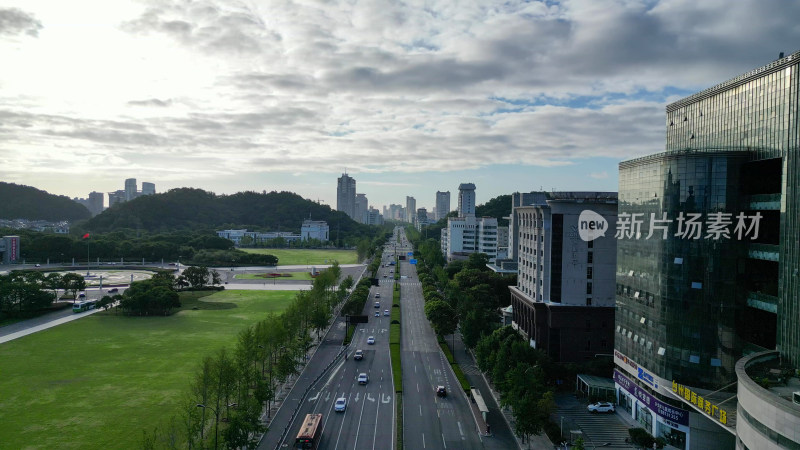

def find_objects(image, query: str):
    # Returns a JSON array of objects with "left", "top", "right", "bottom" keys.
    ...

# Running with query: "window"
[
  {"left": 587, "top": 252, "right": 593, "bottom": 264},
  {"left": 586, "top": 282, "right": 592, "bottom": 295},
  {"left": 588, "top": 240, "right": 593, "bottom": 249},
  {"left": 587, "top": 267, "right": 593, "bottom": 279},
  {"left": 586, "top": 298, "right": 592, "bottom": 306}
]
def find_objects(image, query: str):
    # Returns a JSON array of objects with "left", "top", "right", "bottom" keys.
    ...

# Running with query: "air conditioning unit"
[{"left": 793, "top": 391, "right": 800, "bottom": 406}]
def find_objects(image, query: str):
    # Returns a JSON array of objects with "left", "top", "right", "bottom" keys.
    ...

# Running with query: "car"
[
  {"left": 354, "top": 349, "right": 363, "bottom": 360},
  {"left": 367, "top": 336, "right": 375, "bottom": 345},
  {"left": 78, "top": 292, "right": 86, "bottom": 298},
  {"left": 358, "top": 373, "right": 369, "bottom": 384},
  {"left": 34, "top": 264, "right": 41, "bottom": 267},
  {"left": 108, "top": 288, "right": 119, "bottom": 293},
  {"left": 384, "top": 309, "right": 390, "bottom": 316},
  {"left": 334, "top": 397, "right": 347, "bottom": 412},
  {"left": 383, "top": 274, "right": 387, "bottom": 278},
  {"left": 375, "top": 293, "right": 381, "bottom": 299},
  {"left": 436, "top": 386, "right": 447, "bottom": 397},
  {"left": 375, "top": 311, "right": 380, "bottom": 317},
  {"left": 587, "top": 402, "right": 616, "bottom": 413}
]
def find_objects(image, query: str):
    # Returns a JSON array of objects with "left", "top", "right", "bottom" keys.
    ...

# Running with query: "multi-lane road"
[
  {"left": 393, "top": 229, "right": 486, "bottom": 450},
  {"left": 262, "top": 227, "right": 492, "bottom": 449},
  {"left": 265, "top": 247, "right": 397, "bottom": 450}
]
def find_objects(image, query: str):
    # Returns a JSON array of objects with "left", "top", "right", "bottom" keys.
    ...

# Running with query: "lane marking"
[{"left": 422, "top": 433, "right": 426, "bottom": 448}]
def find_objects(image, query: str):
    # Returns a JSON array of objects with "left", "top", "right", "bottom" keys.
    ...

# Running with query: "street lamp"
[
  {"left": 196, "top": 403, "right": 219, "bottom": 450},
  {"left": 196, "top": 402, "right": 237, "bottom": 449}
]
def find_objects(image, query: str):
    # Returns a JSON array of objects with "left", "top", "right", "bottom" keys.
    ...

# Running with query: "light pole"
[
  {"left": 196, "top": 403, "right": 219, "bottom": 450},
  {"left": 196, "top": 402, "right": 237, "bottom": 449}
]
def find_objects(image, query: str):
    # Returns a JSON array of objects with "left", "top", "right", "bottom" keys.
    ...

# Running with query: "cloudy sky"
[{"left": 1, "top": 0, "right": 798, "bottom": 211}]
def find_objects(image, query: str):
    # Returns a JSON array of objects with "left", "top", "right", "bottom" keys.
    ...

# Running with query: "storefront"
[{"left": 614, "top": 370, "right": 689, "bottom": 449}]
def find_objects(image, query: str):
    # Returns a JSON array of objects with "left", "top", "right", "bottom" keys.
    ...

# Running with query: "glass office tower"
[{"left": 614, "top": 51, "right": 800, "bottom": 449}]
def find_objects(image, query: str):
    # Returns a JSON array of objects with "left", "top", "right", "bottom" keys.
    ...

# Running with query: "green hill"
[
  {"left": 79, "top": 188, "right": 370, "bottom": 239},
  {"left": 476, "top": 194, "right": 511, "bottom": 226},
  {"left": 0, "top": 182, "right": 91, "bottom": 221}
]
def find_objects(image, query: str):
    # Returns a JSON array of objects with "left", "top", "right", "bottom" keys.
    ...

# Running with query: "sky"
[{"left": 1, "top": 0, "right": 799, "bottom": 212}]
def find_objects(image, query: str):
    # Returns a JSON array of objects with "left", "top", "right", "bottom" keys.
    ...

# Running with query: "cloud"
[
  {"left": 128, "top": 98, "right": 173, "bottom": 107},
  {"left": 0, "top": 8, "right": 42, "bottom": 37},
  {"left": 590, "top": 171, "right": 609, "bottom": 179}
]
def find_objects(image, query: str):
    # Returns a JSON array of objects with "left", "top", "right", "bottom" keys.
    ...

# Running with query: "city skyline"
[{"left": 1, "top": 1, "right": 799, "bottom": 209}]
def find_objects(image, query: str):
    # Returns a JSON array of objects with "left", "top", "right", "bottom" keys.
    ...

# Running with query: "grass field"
[
  {"left": 0, "top": 290, "right": 296, "bottom": 450},
  {"left": 240, "top": 248, "right": 359, "bottom": 265},
  {"left": 235, "top": 271, "right": 315, "bottom": 280}
]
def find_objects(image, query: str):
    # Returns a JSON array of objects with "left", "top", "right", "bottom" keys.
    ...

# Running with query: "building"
[
  {"left": 365, "top": 207, "right": 383, "bottom": 225},
  {"left": 336, "top": 173, "right": 356, "bottom": 219},
  {"left": 443, "top": 215, "right": 499, "bottom": 262},
  {"left": 124, "top": 178, "right": 137, "bottom": 201},
  {"left": 141, "top": 182, "right": 155, "bottom": 196},
  {"left": 406, "top": 196, "right": 416, "bottom": 224},
  {"left": 458, "top": 183, "right": 476, "bottom": 217},
  {"left": 509, "top": 192, "right": 618, "bottom": 364},
  {"left": 108, "top": 190, "right": 126, "bottom": 206},
  {"left": 388, "top": 204, "right": 404, "bottom": 221},
  {"left": 73, "top": 191, "right": 105, "bottom": 216},
  {"left": 0, "top": 235, "right": 21, "bottom": 264},
  {"left": 301, "top": 220, "right": 329, "bottom": 242},
  {"left": 355, "top": 193, "right": 369, "bottom": 224},
  {"left": 613, "top": 51, "right": 800, "bottom": 450},
  {"left": 436, "top": 191, "right": 451, "bottom": 220},
  {"left": 415, "top": 208, "right": 432, "bottom": 230}
]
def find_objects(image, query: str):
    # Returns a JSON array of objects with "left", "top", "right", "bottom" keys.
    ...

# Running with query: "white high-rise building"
[
  {"left": 405, "top": 196, "right": 416, "bottom": 224},
  {"left": 435, "top": 191, "right": 451, "bottom": 220},
  {"left": 355, "top": 193, "right": 369, "bottom": 224},
  {"left": 458, "top": 183, "right": 476, "bottom": 217}
]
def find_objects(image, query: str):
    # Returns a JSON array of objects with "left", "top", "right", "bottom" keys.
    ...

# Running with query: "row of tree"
[
  {"left": 0, "top": 271, "right": 88, "bottom": 318},
  {"left": 141, "top": 264, "right": 354, "bottom": 448},
  {"left": 407, "top": 227, "right": 556, "bottom": 442}
]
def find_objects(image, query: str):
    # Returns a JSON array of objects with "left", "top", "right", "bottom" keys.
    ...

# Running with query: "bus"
[
  {"left": 295, "top": 413, "right": 322, "bottom": 449},
  {"left": 73, "top": 300, "right": 96, "bottom": 313}
]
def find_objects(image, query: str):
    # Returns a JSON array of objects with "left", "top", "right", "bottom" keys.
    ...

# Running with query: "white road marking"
[
  {"left": 422, "top": 434, "right": 426, "bottom": 448},
  {"left": 458, "top": 421, "right": 464, "bottom": 438}
]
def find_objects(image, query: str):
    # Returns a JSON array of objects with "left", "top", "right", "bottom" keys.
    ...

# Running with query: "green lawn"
[
  {"left": 235, "top": 271, "right": 315, "bottom": 280},
  {"left": 241, "top": 248, "right": 359, "bottom": 265},
  {"left": 0, "top": 290, "right": 295, "bottom": 450}
]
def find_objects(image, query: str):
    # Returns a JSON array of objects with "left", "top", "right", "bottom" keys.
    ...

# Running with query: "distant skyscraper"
[
  {"left": 458, "top": 183, "right": 476, "bottom": 217},
  {"left": 88, "top": 192, "right": 104, "bottom": 215},
  {"left": 336, "top": 173, "right": 356, "bottom": 219},
  {"left": 405, "top": 196, "right": 416, "bottom": 224},
  {"left": 355, "top": 193, "right": 368, "bottom": 224},
  {"left": 124, "top": 178, "right": 137, "bottom": 201},
  {"left": 108, "top": 190, "right": 126, "bottom": 206},
  {"left": 141, "top": 182, "right": 155, "bottom": 196},
  {"left": 435, "top": 191, "right": 451, "bottom": 220}
]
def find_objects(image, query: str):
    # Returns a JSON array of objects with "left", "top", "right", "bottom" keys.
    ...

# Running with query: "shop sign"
[
  {"left": 615, "top": 370, "right": 689, "bottom": 426},
  {"left": 672, "top": 381, "right": 731, "bottom": 427}
]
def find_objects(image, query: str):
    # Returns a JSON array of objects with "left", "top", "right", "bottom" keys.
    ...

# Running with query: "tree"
[
  {"left": 60, "top": 273, "right": 86, "bottom": 300},
  {"left": 466, "top": 252, "right": 490, "bottom": 271},
  {"left": 424, "top": 300, "right": 458, "bottom": 338},
  {"left": 183, "top": 266, "right": 210, "bottom": 288}
]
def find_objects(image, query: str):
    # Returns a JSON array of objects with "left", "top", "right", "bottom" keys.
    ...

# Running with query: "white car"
[
  {"left": 367, "top": 336, "right": 375, "bottom": 345},
  {"left": 358, "top": 373, "right": 369, "bottom": 384},
  {"left": 384, "top": 309, "right": 390, "bottom": 316},
  {"left": 587, "top": 402, "right": 616, "bottom": 413},
  {"left": 335, "top": 397, "right": 347, "bottom": 412}
]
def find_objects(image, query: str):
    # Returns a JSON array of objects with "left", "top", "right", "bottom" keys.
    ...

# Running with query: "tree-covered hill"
[
  {"left": 0, "top": 182, "right": 91, "bottom": 221},
  {"left": 78, "top": 188, "right": 371, "bottom": 241},
  {"left": 475, "top": 194, "right": 511, "bottom": 226}
]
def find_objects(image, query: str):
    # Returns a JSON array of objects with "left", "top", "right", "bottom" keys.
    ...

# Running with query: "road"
[
  {"left": 259, "top": 264, "right": 394, "bottom": 450},
  {"left": 395, "top": 228, "right": 486, "bottom": 449}
]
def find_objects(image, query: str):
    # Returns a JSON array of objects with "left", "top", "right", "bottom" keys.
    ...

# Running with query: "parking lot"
[{"left": 555, "top": 394, "right": 637, "bottom": 449}]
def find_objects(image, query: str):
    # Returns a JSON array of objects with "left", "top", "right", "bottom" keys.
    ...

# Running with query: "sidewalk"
[{"left": 449, "top": 332, "right": 554, "bottom": 449}]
